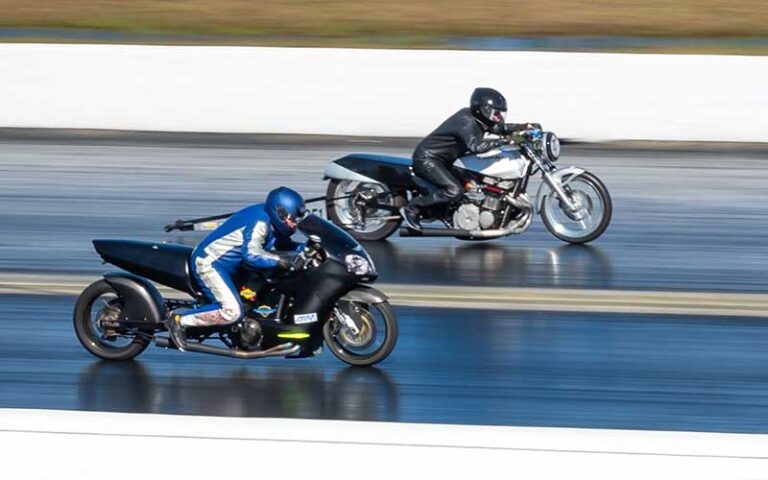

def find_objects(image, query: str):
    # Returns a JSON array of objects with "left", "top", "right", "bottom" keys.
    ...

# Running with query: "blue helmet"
[{"left": 265, "top": 186, "right": 306, "bottom": 236}]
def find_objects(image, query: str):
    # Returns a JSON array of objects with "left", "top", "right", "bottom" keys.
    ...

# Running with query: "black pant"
[{"left": 409, "top": 156, "right": 463, "bottom": 211}]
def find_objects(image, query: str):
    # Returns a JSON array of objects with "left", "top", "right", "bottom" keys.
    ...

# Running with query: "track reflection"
[
  {"left": 2, "top": 142, "right": 767, "bottom": 292},
  {"left": 78, "top": 361, "right": 399, "bottom": 421},
  {"left": 168, "top": 235, "right": 613, "bottom": 289},
  {"left": 364, "top": 241, "right": 614, "bottom": 288}
]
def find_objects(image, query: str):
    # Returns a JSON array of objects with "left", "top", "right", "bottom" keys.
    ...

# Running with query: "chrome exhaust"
[{"left": 154, "top": 336, "right": 301, "bottom": 359}]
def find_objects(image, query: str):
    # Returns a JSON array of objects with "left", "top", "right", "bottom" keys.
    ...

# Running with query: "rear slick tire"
[{"left": 73, "top": 280, "right": 150, "bottom": 361}]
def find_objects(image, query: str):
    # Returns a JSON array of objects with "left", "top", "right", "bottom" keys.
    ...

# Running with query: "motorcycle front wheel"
[
  {"left": 326, "top": 180, "right": 404, "bottom": 241},
  {"left": 540, "top": 171, "right": 612, "bottom": 244},
  {"left": 323, "top": 300, "right": 398, "bottom": 367}
]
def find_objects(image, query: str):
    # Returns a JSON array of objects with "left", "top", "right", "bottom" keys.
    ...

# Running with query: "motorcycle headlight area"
[
  {"left": 539, "top": 132, "right": 561, "bottom": 162},
  {"left": 345, "top": 254, "right": 374, "bottom": 276}
]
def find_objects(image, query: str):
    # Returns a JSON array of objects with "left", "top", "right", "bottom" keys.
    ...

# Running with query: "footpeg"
[{"left": 399, "top": 207, "right": 422, "bottom": 230}]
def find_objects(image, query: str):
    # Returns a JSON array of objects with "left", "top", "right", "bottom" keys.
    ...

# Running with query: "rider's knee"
[{"left": 221, "top": 302, "right": 242, "bottom": 323}]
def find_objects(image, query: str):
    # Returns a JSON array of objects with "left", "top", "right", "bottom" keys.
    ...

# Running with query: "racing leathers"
[
  {"left": 174, "top": 204, "right": 302, "bottom": 328},
  {"left": 408, "top": 107, "right": 531, "bottom": 211}
]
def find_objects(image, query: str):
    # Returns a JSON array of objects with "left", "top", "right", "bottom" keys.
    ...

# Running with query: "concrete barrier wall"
[
  {"left": 0, "top": 44, "right": 765, "bottom": 142},
  {"left": 3, "top": 409, "right": 768, "bottom": 479}
]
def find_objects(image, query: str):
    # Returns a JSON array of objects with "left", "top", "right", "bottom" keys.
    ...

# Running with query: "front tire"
[
  {"left": 326, "top": 180, "right": 404, "bottom": 241},
  {"left": 324, "top": 301, "right": 398, "bottom": 367},
  {"left": 541, "top": 171, "right": 612, "bottom": 244},
  {"left": 73, "top": 280, "right": 150, "bottom": 361}
]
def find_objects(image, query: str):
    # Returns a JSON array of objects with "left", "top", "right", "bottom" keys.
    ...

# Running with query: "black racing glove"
[
  {"left": 505, "top": 122, "right": 542, "bottom": 134},
  {"left": 476, "top": 138, "right": 505, "bottom": 153},
  {"left": 277, "top": 253, "right": 303, "bottom": 271},
  {"left": 489, "top": 138, "right": 505, "bottom": 149}
]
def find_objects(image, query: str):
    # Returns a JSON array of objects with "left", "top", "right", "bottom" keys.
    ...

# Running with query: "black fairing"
[
  {"left": 256, "top": 215, "right": 375, "bottom": 355},
  {"left": 268, "top": 260, "right": 353, "bottom": 354},
  {"left": 333, "top": 153, "right": 418, "bottom": 189},
  {"left": 103, "top": 273, "right": 165, "bottom": 327},
  {"left": 93, "top": 239, "right": 199, "bottom": 296},
  {"left": 298, "top": 214, "right": 374, "bottom": 269}
]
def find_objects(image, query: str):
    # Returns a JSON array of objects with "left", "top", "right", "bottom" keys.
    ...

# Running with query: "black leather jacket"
[{"left": 413, "top": 108, "right": 530, "bottom": 166}]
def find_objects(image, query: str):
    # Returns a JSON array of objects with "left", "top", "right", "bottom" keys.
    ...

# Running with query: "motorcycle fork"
[
  {"left": 538, "top": 170, "right": 575, "bottom": 211},
  {"left": 525, "top": 148, "right": 579, "bottom": 212},
  {"left": 333, "top": 305, "right": 361, "bottom": 336}
]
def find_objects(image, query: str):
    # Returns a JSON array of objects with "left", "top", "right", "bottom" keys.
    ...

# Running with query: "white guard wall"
[{"left": 0, "top": 43, "right": 765, "bottom": 142}]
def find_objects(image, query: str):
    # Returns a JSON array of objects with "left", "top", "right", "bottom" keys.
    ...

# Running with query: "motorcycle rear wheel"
[
  {"left": 323, "top": 300, "right": 398, "bottom": 367},
  {"left": 326, "top": 180, "right": 404, "bottom": 241},
  {"left": 73, "top": 280, "right": 150, "bottom": 361}
]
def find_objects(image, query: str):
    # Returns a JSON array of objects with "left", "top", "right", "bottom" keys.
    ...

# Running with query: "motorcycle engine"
[
  {"left": 454, "top": 204, "right": 481, "bottom": 230},
  {"left": 238, "top": 318, "right": 263, "bottom": 350},
  {"left": 454, "top": 197, "right": 501, "bottom": 230}
]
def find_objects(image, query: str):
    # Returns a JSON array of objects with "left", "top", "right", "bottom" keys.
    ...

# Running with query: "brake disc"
[{"left": 339, "top": 308, "right": 376, "bottom": 349}]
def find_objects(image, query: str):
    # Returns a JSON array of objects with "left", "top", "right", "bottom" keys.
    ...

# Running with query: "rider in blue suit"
[{"left": 166, "top": 187, "right": 307, "bottom": 349}]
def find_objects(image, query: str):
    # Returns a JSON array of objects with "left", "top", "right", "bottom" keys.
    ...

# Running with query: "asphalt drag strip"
[{"left": 1, "top": 294, "right": 767, "bottom": 433}]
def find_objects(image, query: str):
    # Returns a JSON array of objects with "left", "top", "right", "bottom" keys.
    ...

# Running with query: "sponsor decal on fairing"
[{"left": 293, "top": 312, "right": 318, "bottom": 324}]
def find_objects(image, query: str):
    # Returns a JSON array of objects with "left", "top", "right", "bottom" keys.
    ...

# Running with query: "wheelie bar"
[{"left": 164, "top": 195, "right": 329, "bottom": 232}]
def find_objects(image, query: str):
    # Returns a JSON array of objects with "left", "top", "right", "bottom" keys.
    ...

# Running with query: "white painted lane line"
[{"left": 1, "top": 273, "right": 767, "bottom": 316}]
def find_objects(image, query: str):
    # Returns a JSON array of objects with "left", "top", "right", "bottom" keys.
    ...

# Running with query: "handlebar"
[
  {"left": 502, "top": 128, "right": 542, "bottom": 145},
  {"left": 517, "top": 128, "right": 543, "bottom": 139},
  {"left": 288, "top": 239, "right": 324, "bottom": 272}
]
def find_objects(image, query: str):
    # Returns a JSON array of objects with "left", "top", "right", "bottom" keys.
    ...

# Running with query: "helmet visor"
[
  {"left": 482, "top": 105, "right": 507, "bottom": 125},
  {"left": 489, "top": 108, "right": 506, "bottom": 124},
  {"left": 277, "top": 205, "right": 308, "bottom": 230}
]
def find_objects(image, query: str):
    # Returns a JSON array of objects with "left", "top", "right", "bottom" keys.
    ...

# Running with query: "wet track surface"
[
  {"left": 1, "top": 135, "right": 767, "bottom": 434},
  {"left": 0, "top": 138, "right": 766, "bottom": 291},
  {"left": 1, "top": 295, "right": 767, "bottom": 433}
]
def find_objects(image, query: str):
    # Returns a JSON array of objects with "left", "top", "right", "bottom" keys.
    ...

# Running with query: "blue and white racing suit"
[{"left": 176, "top": 203, "right": 302, "bottom": 327}]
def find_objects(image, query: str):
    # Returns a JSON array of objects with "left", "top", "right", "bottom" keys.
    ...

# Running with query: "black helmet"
[{"left": 470, "top": 87, "right": 507, "bottom": 128}]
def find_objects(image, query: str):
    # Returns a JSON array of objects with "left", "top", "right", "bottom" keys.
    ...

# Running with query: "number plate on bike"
[{"left": 294, "top": 312, "right": 318, "bottom": 324}]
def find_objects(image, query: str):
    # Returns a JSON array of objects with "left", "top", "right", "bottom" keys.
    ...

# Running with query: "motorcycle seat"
[{"left": 94, "top": 239, "right": 202, "bottom": 297}]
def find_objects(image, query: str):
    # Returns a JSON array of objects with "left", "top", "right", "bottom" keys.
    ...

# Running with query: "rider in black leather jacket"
[{"left": 401, "top": 88, "right": 533, "bottom": 229}]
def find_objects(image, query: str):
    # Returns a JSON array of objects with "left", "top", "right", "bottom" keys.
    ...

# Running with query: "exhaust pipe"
[
  {"left": 400, "top": 227, "right": 468, "bottom": 237},
  {"left": 154, "top": 336, "right": 301, "bottom": 359}
]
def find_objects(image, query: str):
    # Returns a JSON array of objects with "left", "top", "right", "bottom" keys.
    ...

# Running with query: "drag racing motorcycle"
[
  {"left": 74, "top": 215, "right": 397, "bottom": 367},
  {"left": 324, "top": 129, "right": 612, "bottom": 243}
]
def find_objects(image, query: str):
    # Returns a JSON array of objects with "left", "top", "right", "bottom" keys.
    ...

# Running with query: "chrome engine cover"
[
  {"left": 479, "top": 210, "right": 496, "bottom": 229},
  {"left": 453, "top": 204, "right": 481, "bottom": 231}
]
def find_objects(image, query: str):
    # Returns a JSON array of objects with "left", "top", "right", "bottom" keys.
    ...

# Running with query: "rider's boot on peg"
[
  {"left": 400, "top": 204, "right": 422, "bottom": 230},
  {"left": 165, "top": 311, "right": 188, "bottom": 352}
]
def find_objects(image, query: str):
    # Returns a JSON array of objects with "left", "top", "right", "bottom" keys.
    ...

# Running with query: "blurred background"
[{"left": 0, "top": 0, "right": 766, "bottom": 53}]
